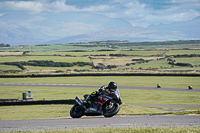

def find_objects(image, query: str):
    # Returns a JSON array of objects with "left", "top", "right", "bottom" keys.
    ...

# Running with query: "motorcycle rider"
[
  {"left": 85, "top": 81, "right": 118, "bottom": 112},
  {"left": 157, "top": 83, "right": 161, "bottom": 88},
  {"left": 188, "top": 85, "right": 193, "bottom": 90}
]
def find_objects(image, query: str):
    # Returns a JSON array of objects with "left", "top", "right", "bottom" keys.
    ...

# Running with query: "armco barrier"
[{"left": 0, "top": 99, "right": 76, "bottom": 106}]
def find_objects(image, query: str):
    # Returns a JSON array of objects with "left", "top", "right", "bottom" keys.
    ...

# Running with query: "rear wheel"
[
  {"left": 70, "top": 104, "right": 84, "bottom": 118},
  {"left": 103, "top": 102, "right": 120, "bottom": 117}
]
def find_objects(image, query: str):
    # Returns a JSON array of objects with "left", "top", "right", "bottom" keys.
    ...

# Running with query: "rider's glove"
[{"left": 99, "top": 85, "right": 106, "bottom": 92}]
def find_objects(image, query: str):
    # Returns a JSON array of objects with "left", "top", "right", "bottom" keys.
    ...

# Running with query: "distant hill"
[
  {"left": 0, "top": 12, "right": 200, "bottom": 45},
  {"left": 48, "top": 17, "right": 200, "bottom": 44}
]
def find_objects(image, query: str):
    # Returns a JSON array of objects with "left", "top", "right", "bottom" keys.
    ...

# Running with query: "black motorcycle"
[{"left": 70, "top": 89, "right": 122, "bottom": 118}]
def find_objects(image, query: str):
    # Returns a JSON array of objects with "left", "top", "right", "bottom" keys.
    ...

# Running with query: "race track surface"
[
  {"left": 1, "top": 83, "right": 200, "bottom": 92},
  {"left": 1, "top": 115, "right": 200, "bottom": 132}
]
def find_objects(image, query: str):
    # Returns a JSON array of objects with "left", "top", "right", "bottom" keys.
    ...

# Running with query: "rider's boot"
[{"left": 97, "top": 105, "right": 103, "bottom": 114}]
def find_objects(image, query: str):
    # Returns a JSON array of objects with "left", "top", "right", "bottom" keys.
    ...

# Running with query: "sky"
[
  {"left": 0, "top": 0, "right": 200, "bottom": 27},
  {"left": 0, "top": 0, "right": 200, "bottom": 45}
]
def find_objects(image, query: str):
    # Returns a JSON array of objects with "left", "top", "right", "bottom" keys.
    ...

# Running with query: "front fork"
[
  {"left": 75, "top": 96, "right": 86, "bottom": 111},
  {"left": 75, "top": 96, "right": 83, "bottom": 105}
]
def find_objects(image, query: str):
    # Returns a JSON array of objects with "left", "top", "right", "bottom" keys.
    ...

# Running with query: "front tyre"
[
  {"left": 103, "top": 102, "right": 120, "bottom": 117},
  {"left": 70, "top": 104, "right": 84, "bottom": 118}
]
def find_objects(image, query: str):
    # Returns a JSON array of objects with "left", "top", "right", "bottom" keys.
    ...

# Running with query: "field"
[
  {"left": 0, "top": 40, "right": 200, "bottom": 74},
  {"left": 0, "top": 56, "right": 90, "bottom": 63},
  {"left": 166, "top": 49, "right": 200, "bottom": 55},
  {"left": 0, "top": 52, "right": 23, "bottom": 56},
  {"left": 0, "top": 41, "right": 200, "bottom": 132},
  {"left": 28, "top": 51, "right": 117, "bottom": 56},
  {"left": 0, "top": 50, "right": 200, "bottom": 74},
  {"left": 1, "top": 40, "right": 200, "bottom": 52}
]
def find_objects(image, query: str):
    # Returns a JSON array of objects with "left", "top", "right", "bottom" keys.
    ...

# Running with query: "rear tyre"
[
  {"left": 70, "top": 104, "right": 84, "bottom": 118},
  {"left": 103, "top": 102, "right": 120, "bottom": 117}
]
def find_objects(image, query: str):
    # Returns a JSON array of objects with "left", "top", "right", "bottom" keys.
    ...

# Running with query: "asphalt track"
[
  {"left": 1, "top": 115, "right": 200, "bottom": 131},
  {"left": 1, "top": 83, "right": 200, "bottom": 92}
]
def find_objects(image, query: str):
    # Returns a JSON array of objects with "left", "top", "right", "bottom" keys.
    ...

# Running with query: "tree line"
[
  {"left": 0, "top": 43, "right": 10, "bottom": 47},
  {"left": 173, "top": 54, "right": 200, "bottom": 58}
]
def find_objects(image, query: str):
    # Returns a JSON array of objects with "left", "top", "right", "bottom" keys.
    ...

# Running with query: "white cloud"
[
  {"left": 170, "top": 0, "right": 200, "bottom": 3},
  {"left": 0, "top": 0, "right": 114, "bottom": 14},
  {"left": 0, "top": 1, "right": 43, "bottom": 13},
  {"left": 0, "top": 13, "right": 5, "bottom": 17},
  {"left": 100, "top": 0, "right": 200, "bottom": 27},
  {"left": 0, "top": 0, "right": 199, "bottom": 27}
]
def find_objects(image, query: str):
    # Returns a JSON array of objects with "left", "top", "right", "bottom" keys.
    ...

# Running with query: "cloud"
[
  {"left": 0, "top": 1, "right": 43, "bottom": 13},
  {"left": 0, "top": 0, "right": 199, "bottom": 27},
  {"left": 0, "top": 0, "right": 77, "bottom": 13},
  {"left": 170, "top": 0, "right": 200, "bottom": 3},
  {"left": 101, "top": 0, "right": 200, "bottom": 27}
]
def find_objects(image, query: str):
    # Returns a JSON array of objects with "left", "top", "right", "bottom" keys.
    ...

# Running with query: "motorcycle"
[
  {"left": 70, "top": 89, "right": 122, "bottom": 118},
  {"left": 157, "top": 84, "right": 161, "bottom": 88},
  {"left": 188, "top": 85, "right": 193, "bottom": 90}
]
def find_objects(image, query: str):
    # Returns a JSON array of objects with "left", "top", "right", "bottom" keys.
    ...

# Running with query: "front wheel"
[
  {"left": 103, "top": 102, "right": 120, "bottom": 117},
  {"left": 70, "top": 104, "right": 84, "bottom": 118}
]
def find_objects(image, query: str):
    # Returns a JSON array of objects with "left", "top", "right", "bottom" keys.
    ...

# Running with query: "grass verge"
[
  {"left": 0, "top": 104, "right": 199, "bottom": 120},
  {"left": 1, "top": 127, "right": 200, "bottom": 133},
  {"left": 0, "top": 86, "right": 200, "bottom": 105}
]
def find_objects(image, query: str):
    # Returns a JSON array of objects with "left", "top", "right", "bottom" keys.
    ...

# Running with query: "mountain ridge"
[{"left": 0, "top": 12, "right": 199, "bottom": 45}]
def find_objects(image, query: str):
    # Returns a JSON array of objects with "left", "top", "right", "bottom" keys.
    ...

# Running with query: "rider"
[
  {"left": 86, "top": 81, "right": 118, "bottom": 104},
  {"left": 188, "top": 85, "right": 193, "bottom": 90},
  {"left": 157, "top": 83, "right": 161, "bottom": 88}
]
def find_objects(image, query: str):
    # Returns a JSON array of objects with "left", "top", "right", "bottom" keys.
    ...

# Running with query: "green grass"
[
  {"left": 1, "top": 41, "right": 200, "bottom": 52},
  {"left": 1, "top": 49, "right": 200, "bottom": 73},
  {"left": 1, "top": 126, "right": 200, "bottom": 133},
  {"left": 0, "top": 44, "right": 114, "bottom": 52},
  {"left": 1, "top": 56, "right": 200, "bottom": 72},
  {"left": 0, "top": 104, "right": 199, "bottom": 120},
  {"left": 25, "top": 65, "right": 92, "bottom": 71},
  {"left": 28, "top": 51, "right": 116, "bottom": 56},
  {"left": 0, "top": 76, "right": 199, "bottom": 121},
  {"left": 1, "top": 76, "right": 199, "bottom": 120},
  {"left": 174, "top": 57, "right": 200, "bottom": 66},
  {"left": 0, "top": 104, "right": 166, "bottom": 120},
  {"left": 166, "top": 50, "right": 200, "bottom": 55},
  {"left": 61, "top": 127, "right": 200, "bottom": 133},
  {"left": 0, "top": 65, "right": 21, "bottom": 71},
  {"left": 1, "top": 76, "right": 199, "bottom": 88},
  {"left": 122, "top": 89, "right": 200, "bottom": 105},
  {"left": 161, "top": 67, "right": 200, "bottom": 71},
  {"left": 92, "top": 56, "right": 161, "bottom": 67},
  {"left": 0, "top": 86, "right": 95, "bottom": 100},
  {"left": 0, "top": 79, "right": 199, "bottom": 120},
  {"left": 1, "top": 86, "right": 200, "bottom": 105},
  {"left": 117, "top": 50, "right": 166, "bottom": 56},
  {"left": 0, "top": 56, "right": 90, "bottom": 63},
  {"left": 0, "top": 104, "right": 73, "bottom": 120},
  {"left": 0, "top": 52, "right": 23, "bottom": 55},
  {"left": 115, "top": 57, "right": 200, "bottom": 70},
  {"left": 117, "top": 59, "right": 171, "bottom": 70}
]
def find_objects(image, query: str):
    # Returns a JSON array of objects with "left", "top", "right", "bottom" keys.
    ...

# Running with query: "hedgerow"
[{"left": 4, "top": 60, "right": 92, "bottom": 70}]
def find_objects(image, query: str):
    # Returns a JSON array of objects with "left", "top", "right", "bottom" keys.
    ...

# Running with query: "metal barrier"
[{"left": 0, "top": 99, "right": 76, "bottom": 106}]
